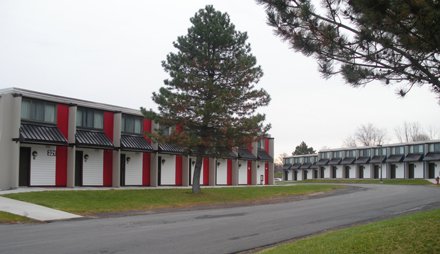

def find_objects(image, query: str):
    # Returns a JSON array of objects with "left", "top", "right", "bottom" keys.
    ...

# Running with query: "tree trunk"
[{"left": 192, "top": 155, "right": 203, "bottom": 194}]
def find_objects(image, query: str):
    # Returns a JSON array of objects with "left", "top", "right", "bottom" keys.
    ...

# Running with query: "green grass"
[
  {"left": 260, "top": 208, "right": 440, "bottom": 254},
  {"left": 301, "top": 179, "right": 432, "bottom": 185},
  {"left": 3, "top": 185, "right": 341, "bottom": 215},
  {"left": 0, "top": 211, "right": 34, "bottom": 224}
]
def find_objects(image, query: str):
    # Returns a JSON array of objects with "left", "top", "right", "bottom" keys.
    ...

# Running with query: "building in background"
[{"left": 0, "top": 88, "right": 274, "bottom": 190}]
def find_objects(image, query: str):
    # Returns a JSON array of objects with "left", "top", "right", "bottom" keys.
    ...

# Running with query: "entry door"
[
  {"left": 429, "top": 163, "right": 436, "bottom": 178},
  {"left": 408, "top": 164, "right": 415, "bottom": 179},
  {"left": 157, "top": 156, "right": 162, "bottom": 186},
  {"left": 75, "top": 151, "right": 83, "bottom": 186},
  {"left": 120, "top": 154, "right": 126, "bottom": 186},
  {"left": 303, "top": 170, "right": 307, "bottom": 180},
  {"left": 390, "top": 164, "right": 396, "bottom": 179},
  {"left": 359, "top": 166, "right": 364, "bottom": 179},
  {"left": 313, "top": 170, "right": 318, "bottom": 179},
  {"left": 344, "top": 167, "right": 350, "bottom": 178},
  {"left": 19, "top": 147, "right": 31, "bottom": 186},
  {"left": 332, "top": 167, "right": 337, "bottom": 179},
  {"left": 374, "top": 165, "right": 379, "bottom": 179},
  {"left": 294, "top": 170, "right": 297, "bottom": 181},
  {"left": 320, "top": 167, "right": 324, "bottom": 178}
]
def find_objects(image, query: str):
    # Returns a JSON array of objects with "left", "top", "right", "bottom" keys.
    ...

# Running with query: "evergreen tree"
[
  {"left": 292, "top": 141, "right": 315, "bottom": 155},
  {"left": 257, "top": 0, "right": 440, "bottom": 99},
  {"left": 145, "top": 5, "right": 271, "bottom": 193}
]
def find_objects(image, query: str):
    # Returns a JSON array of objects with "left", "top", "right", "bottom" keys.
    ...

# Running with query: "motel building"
[
  {"left": 0, "top": 88, "right": 274, "bottom": 190},
  {"left": 283, "top": 141, "right": 440, "bottom": 181}
]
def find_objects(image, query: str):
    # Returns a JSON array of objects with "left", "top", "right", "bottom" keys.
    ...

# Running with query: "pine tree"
[
  {"left": 145, "top": 5, "right": 271, "bottom": 193},
  {"left": 257, "top": 0, "right": 440, "bottom": 99},
  {"left": 292, "top": 141, "right": 315, "bottom": 155}
]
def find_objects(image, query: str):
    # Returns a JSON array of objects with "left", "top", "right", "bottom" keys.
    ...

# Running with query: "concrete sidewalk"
[{"left": 0, "top": 196, "right": 82, "bottom": 222}]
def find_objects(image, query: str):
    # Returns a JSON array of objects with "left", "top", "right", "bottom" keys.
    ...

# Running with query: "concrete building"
[
  {"left": 0, "top": 88, "right": 274, "bottom": 190},
  {"left": 283, "top": 141, "right": 440, "bottom": 181}
]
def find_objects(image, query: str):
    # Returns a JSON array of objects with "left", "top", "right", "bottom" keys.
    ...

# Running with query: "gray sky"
[{"left": 1, "top": 0, "right": 439, "bottom": 158}]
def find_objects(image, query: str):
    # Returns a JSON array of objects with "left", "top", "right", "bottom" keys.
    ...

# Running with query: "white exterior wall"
[
  {"left": 349, "top": 166, "right": 356, "bottom": 179},
  {"left": 28, "top": 145, "right": 56, "bottom": 186},
  {"left": 412, "top": 162, "right": 424, "bottom": 178},
  {"left": 431, "top": 162, "right": 440, "bottom": 178},
  {"left": 82, "top": 148, "right": 104, "bottom": 186},
  {"left": 362, "top": 165, "right": 371, "bottom": 178},
  {"left": 395, "top": 163, "right": 405, "bottom": 178},
  {"left": 323, "top": 166, "right": 330, "bottom": 178},
  {"left": 238, "top": 160, "right": 248, "bottom": 184},
  {"left": 256, "top": 161, "right": 265, "bottom": 184},
  {"left": 335, "top": 166, "right": 343, "bottom": 178},
  {"left": 286, "top": 170, "right": 293, "bottom": 181},
  {"left": 189, "top": 157, "right": 204, "bottom": 185},
  {"left": 216, "top": 159, "right": 228, "bottom": 185},
  {"left": 297, "top": 170, "right": 303, "bottom": 181},
  {"left": 160, "top": 154, "right": 176, "bottom": 185},
  {"left": 124, "top": 152, "right": 142, "bottom": 185},
  {"left": 379, "top": 164, "right": 387, "bottom": 179}
]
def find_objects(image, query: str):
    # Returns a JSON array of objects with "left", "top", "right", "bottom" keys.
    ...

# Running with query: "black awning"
[
  {"left": 316, "top": 159, "right": 329, "bottom": 166},
  {"left": 76, "top": 130, "right": 113, "bottom": 148},
  {"left": 300, "top": 163, "right": 312, "bottom": 169},
  {"left": 386, "top": 155, "right": 404, "bottom": 163},
  {"left": 292, "top": 163, "right": 301, "bottom": 169},
  {"left": 340, "top": 157, "right": 356, "bottom": 165},
  {"left": 370, "top": 156, "right": 386, "bottom": 164},
  {"left": 19, "top": 123, "right": 67, "bottom": 145},
  {"left": 403, "top": 153, "right": 423, "bottom": 162},
  {"left": 354, "top": 157, "right": 370, "bottom": 164},
  {"left": 217, "top": 150, "right": 237, "bottom": 159},
  {"left": 311, "top": 164, "right": 318, "bottom": 169},
  {"left": 158, "top": 143, "right": 185, "bottom": 154},
  {"left": 328, "top": 158, "right": 342, "bottom": 165},
  {"left": 121, "top": 135, "right": 154, "bottom": 152},
  {"left": 282, "top": 164, "right": 292, "bottom": 170},
  {"left": 258, "top": 149, "right": 273, "bottom": 162},
  {"left": 238, "top": 148, "right": 257, "bottom": 160},
  {"left": 424, "top": 152, "right": 440, "bottom": 161}
]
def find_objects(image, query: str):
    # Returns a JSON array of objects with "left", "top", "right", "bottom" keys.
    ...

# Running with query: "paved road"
[{"left": 1, "top": 184, "right": 439, "bottom": 254}]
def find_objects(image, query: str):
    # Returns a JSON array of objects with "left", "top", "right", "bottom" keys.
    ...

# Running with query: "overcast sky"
[{"left": 1, "top": 0, "right": 439, "bottom": 159}]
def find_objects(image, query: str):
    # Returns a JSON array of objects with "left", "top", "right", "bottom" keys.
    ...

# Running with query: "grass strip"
[
  {"left": 260, "top": 208, "right": 440, "bottom": 254},
  {"left": 3, "top": 185, "right": 341, "bottom": 215},
  {"left": 299, "top": 179, "right": 432, "bottom": 185},
  {"left": 0, "top": 211, "right": 34, "bottom": 224}
]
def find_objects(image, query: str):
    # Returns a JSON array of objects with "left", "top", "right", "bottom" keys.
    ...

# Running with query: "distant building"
[
  {"left": 283, "top": 142, "right": 440, "bottom": 181},
  {"left": 0, "top": 88, "right": 274, "bottom": 190}
]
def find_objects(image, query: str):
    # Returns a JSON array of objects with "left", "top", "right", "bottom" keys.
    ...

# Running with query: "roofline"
[
  {"left": 0, "top": 87, "right": 143, "bottom": 116},
  {"left": 319, "top": 139, "right": 440, "bottom": 152}
]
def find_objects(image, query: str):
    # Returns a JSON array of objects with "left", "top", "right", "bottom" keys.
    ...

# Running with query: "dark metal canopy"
[
  {"left": 354, "top": 156, "right": 370, "bottom": 164},
  {"left": 19, "top": 123, "right": 67, "bottom": 145},
  {"left": 258, "top": 149, "right": 273, "bottom": 162},
  {"left": 282, "top": 164, "right": 292, "bottom": 170},
  {"left": 238, "top": 148, "right": 257, "bottom": 160},
  {"left": 292, "top": 163, "right": 301, "bottom": 169},
  {"left": 340, "top": 157, "right": 356, "bottom": 165},
  {"left": 386, "top": 155, "right": 404, "bottom": 163},
  {"left": 158, "top": 143, "right": 185, "bottom": 154},
  {"left": 76, "top": 129, "right": 113, "bottom": 148},
  {"left": 300, "top": 163, "right": 312, "bottom": 169},
  {"left": 328, "top": 158, "right": 342, "bottom": 165},
  {"left": 120, "top": 134, "right": 154, "bottom": 152},
  {"left": 316, "top": 159, "right": 329, "bottom": 166},
  {"left": 403, "top": 153, "right": 423, "bottom": 162},
  {"left": 424, "top": 152, "right": 440, "bottom": 161},
  {"left": 370, "top": 156, "right": 386, "bottom": 164}
]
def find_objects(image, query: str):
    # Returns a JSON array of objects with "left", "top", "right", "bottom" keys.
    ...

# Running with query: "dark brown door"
[
  {"left": 408, "top": 164, "right": 415, "bottom": 179},
  {"left": 75, "top": 151, "right": 83, "bottom": 186},
  {"left": 429, "top": 163, "right": 436, "bottom": 178},
  {"left": 374, "top": 165, "right": 379, "bottom": 179},
  {"left": 391, "top": 164, "right": 396, "bottom": 179},
  {"left": 19, "top": 147, "right": 31, "bottom": 186},
  {"left": 158, "top": 156, "right": 162, "bottom": 186},
  {"left": 120, "top": 154, "right": 126, "bottom": 186},
  {"left": 320, "top": 167, "right": 325, "bottom": 178},
  {"left": 359, "top": 166, "right": 364, "bottom": 179},
  {"left": 345, "top": 167, "right": 350, "bottom": 178},
  {"left": 332, "top": 167, "right": 337, "bottom": 179}
]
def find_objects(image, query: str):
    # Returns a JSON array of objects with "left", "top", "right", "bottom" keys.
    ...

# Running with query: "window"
[
  {"left": 21, "top": 98, "right": 56, "bottom": 124},
  {"left": 409, "top": 144, "right": 423, "bottom": 154},
  {"left": 346, "top": 150, "right": 355, "bottom": 157},
  {"left": 390, "top": 146, "right": 404, "bottom": 155},
  {"left": 77, "top": 107, "right": 103, "bottom": 129},
  {"left": 122, "top": 115, "right": 142, "bottom": 134},
  {"left": 310, "top": 156, "right": 317, "bottom": 163},
  {"left": 429, "top": 143, "right": 440, "bottom": 152},
  {"left": 320, "top": 152, "right": 329, "bottom": 159},
  {"left": 373, "top": 148, "right": 386, "bottom": 156},
  {"left": 359, "top": 149, "right": 370, "bottom": 157},
  {"left": 332, "top": 151, "right": 342, "bottom": 158}
]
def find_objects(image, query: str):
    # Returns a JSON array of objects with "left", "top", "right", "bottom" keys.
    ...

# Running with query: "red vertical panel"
[
  {"left": 55, "top": 146, "right": 67, "bottom": 186},
  {"left": 175, "top": 124, "right": 183, "bottom": 133},
  {"left": 175, "top": 155, "right": 182, "bottom": 186},
  {"left": 203, "top": 157, "right": 209, "bottom": 185},
  {"left": 247, "top": 160, "right": 252, "bottom": 185},
  {"left": 227, "top": 159, "right": 232, "bottom": 185},
  {"left": 247, "top": 143, "right": 253, "bottom": 153},
  {"left": 55, "top": 104, "right": 69, "bottom": 187},
  {"left": 103, "top": 150, "right": 112, "bottom": 186},
  {"left": 142, "top": 153, "right": 151, "bottom": 186},
  {"left": 264, "top": 138, "right": 269, "bottom": 152},
  {"left": 143, "top": 119, "right": 152, "bottom": 143},
  {"left": 265, "top": 162, "right": 269, "bottom": 185},
  {"left": 103, "top": 112, "right": 114, "bottom": 186}
]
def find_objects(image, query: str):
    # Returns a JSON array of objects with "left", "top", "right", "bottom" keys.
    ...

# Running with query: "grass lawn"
[
  {"left": 3, "top": 185, "right": 341, "bottom": 215},
  {"left": 0, "top": 211, "right": 34, "bottom": 224},
  {"left": 301, "top": 179, "right": 432, "bottom": 185},
  {"left": 260, "top": 208, "right": 440, "bottom": 254}
]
